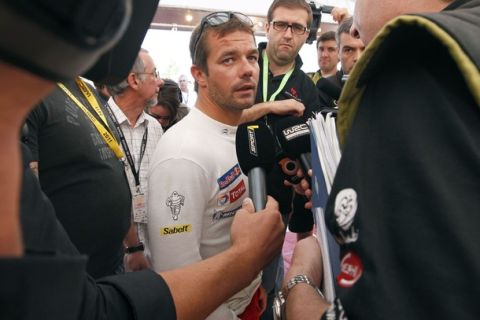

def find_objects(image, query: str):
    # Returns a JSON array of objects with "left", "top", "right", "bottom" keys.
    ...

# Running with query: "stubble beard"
[
  {"left": 209, "top": 86, "right": 253, "bottom": 112},
  {"left": 145, "top": 96, "right": 158, "bottom": 109}
]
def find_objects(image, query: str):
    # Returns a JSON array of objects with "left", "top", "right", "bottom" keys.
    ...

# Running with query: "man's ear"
[
  {"left": 265, "top": 21, "right": 270, "bottom": 33},
  {"left": 126, "top": 72, "right": 139, "bottom": 90},
  {"left": 191, "top": 65, "right": 207, "bottom": 89},
  {"left": 265, "top": 22, "right": 271, "bottom": 40}
]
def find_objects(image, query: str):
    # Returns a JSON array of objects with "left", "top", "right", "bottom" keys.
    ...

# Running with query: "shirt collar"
[
  {"left": 190, "top": 107, "right": 237, "bottom": 136},
  {"left": 107, "top": 97, "right": 148, "bottom": 128}
]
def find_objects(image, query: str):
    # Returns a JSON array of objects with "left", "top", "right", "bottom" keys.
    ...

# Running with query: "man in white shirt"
[
  {"left": 107, "top": 49, "right": 164, "bottom": 271},
  {"left": 178, "top": 74, "right": 197, "bottom": 108},
  {"left": 149, "top": 12, "right": 266, "bottom": 320}
]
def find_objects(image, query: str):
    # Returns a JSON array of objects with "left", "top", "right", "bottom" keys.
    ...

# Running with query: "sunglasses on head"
[{"left": 192, "top": 11, "right": 254, "bottom": 64}]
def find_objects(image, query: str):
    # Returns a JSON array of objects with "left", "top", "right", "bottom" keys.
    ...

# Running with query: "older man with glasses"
[{"left": 105, "top": 48, "right": 164, "bottom": 272}]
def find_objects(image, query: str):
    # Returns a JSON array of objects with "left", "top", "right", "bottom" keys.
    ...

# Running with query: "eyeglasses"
[
  {"left": 270, "top": 21, "right": 309, "bottom": 35},
  {"left": 192, "top": 11, "right": 254, "bottom": 64},
  {"left": 137, "top": 68, "right": 160, "bottom": 79},
  {"left": 148, "top": 113, "right": 171, "bottom": 121}
]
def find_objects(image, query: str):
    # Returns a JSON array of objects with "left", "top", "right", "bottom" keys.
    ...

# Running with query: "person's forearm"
[
  {"left": 0, "top": 132, "right": 22, "bottom": 257},
  {"left": 0, "top": 63, "right": 55, "bottom": 257},
  {"left": 282, "top": 236, "right": 329, "bottom": 320},
  {"left": 285, "top": 284, "right": 330, "bottom": 320},
  {"left": 240, "top": 102, "right": 272, "bottom": 123},
  {"left": 160, "top": 245, "right": 260, "bottom": 320},
  {"left": 123, "top": 222, "right": 140, "bottom": 247}
]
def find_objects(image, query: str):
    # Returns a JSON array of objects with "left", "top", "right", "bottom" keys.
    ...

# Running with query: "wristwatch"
[
  {"left": 124, "top": 242, "right": 145, "bottom": 254},
  {"left": 273, "top": 274, "right": 324, "bottom": 320}
]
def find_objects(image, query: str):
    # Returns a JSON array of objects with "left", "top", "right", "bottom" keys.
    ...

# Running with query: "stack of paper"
[{"left": 308, "top": 112, "right": 341, "bottom": 303}]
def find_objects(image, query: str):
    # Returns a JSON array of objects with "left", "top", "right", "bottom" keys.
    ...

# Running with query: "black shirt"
[
  {"left": 25, "top": 81, "right": 131, "bottom": 278},
  {"left": 4, "top": 144, "right": 176, "bottom": 320},
  {"left": 256, "top": 42, "right": 321, "bottom": 219},
  {"left": 325, "top": 1, "right": 480, "bottom": 318}
]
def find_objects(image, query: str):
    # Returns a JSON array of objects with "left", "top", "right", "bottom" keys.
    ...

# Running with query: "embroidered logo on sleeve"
[
  {"left": 160, "top": 224, "right": 192, "bottom": 235},
  {"left": 212, "top": 206, "right": 241, "bottom": 221},
  {"left": 337, "top": 251, "right": 363, "bottom": 288},
  {"left": 217, "top": 193, "right": 229, "bottom": 206},
  {"left": 216, "top": 180, "right": 246, "bottom": 206},
  {"left": 334, "top": 188, "right": 359, "bottom": 244},
  {"left": 229, "top": 180, "right": 246, "bottom": 203},
  {"left": 166, "top": 191, "right": 185, "bottom": 221},
  {"left": 217, "top": 164, "right": 241, "bottom": 190}
]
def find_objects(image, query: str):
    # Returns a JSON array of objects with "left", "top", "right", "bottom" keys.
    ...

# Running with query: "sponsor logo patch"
[
  {"left": 160, "top": 224, "right": 192, "bottom": 236},
  {"left": 334, "top": 188, "right": 359, "bottom": 244},
  {"left": 166, "top": 191, "right": 185, "bottom": 221},
  {"left": 212, "top": 206, "right": 241, "bottom": 221},
  {"left": 217, "top": 193, "right": 229, "bottom": 206},
  {"left": 336, "top": 251, "right": 363, "bottom": 288},
  {"left": 217, "top": 164, "right": 241, "bottom": 190},
  {"left": 229, "top": 180, "right": 246, "bottom": 203},
  {"left": 216, "top": 180, "right": 246, "bottom": 206},
  {"left": 282, "top": 124, "right": 310, "bottom": 141},
  {"left": 247, "top": 125, "right": 259, "bottom": 156}
]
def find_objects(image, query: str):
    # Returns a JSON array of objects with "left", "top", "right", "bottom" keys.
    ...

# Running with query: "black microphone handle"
[
  {"left": 298, "top": 153, "right": 312, "bottom": 202},
  {"left": 300, "top": 152, "right": 312, "bottom": 173},
  {"left": 248, "top": 167, "right": 267, "bottom": 212}
]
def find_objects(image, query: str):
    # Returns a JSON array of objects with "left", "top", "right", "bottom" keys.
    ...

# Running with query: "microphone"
[
  {"left": 278, "top": 156, "right": 302, "bottom": 185},
  {"left": 316, "top": 77, "right": 342, "bottom": 101},
  {"left": 275, "top": 117, "right": 312, "bottom": 175},
  {"left": 236, "top": 121, "right": 276, "bottom": 211}
]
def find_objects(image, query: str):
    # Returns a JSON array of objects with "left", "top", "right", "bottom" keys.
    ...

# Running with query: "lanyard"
[
  {"left": 262, "top": 50, "right": 294, "bottom": 103},
  {"left": 105, "top": 104, "right": 148, "bottom": 188},
  {"left": 57, "top": 79, "right": 124, "bottom": 160}
]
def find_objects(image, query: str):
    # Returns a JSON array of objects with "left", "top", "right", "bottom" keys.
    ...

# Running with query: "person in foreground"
[
  {"left": 279, "top": 0, "right": 480, "bottom": 319},
  {"left": 0, "top": 2, "right": 285, "bottom": 319}
]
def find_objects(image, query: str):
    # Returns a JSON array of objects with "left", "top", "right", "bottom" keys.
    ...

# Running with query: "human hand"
[
  {"left": 284, "top": 168, "right": 313, "bottom": 209},
  {"left": 230, "top": 197, "right": 285, "bottom": 270},
  {"left": 331, "top": 7, "right": 350, "bottom": 24},
  {"left": 283, "top": 236, "right": 323, "bottom": 288},
  {"left": 124, "top": 251, "right": 151, "bottom": 272},
  {"left": 269, "top": 99, "right": 305, "bottom": 117}
]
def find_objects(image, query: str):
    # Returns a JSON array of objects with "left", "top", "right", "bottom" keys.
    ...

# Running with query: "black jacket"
[
  {"left": 325, "top": 1, "right": 480, "bottom": 319},
  {"left": 0, "top": 144, "right": 176, "bottom": 320}
]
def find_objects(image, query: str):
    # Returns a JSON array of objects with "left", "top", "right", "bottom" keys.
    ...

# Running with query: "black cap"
[
  {"left": 275, "top": 117, "right": 311, "bottom": 158},
  {"left": 236, "top": 121, "right": 276, "bottom": 174},
  {"left": 0, "top": 0, "right": 133, "bottom": 82},
  {"left": 83, "top": 0, "right": 159, "bottom": 84}
]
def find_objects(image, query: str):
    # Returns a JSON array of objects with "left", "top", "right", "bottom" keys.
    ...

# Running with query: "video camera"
[{"left": 307, "top": 2, "right": 334, "bottom": 44}]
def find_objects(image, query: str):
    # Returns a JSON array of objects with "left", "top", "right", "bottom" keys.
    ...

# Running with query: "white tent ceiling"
[{"left": 160, "top": 0, "right": 355, "bottom": 23}]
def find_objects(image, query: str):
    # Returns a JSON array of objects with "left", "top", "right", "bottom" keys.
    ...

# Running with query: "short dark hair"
[
  {"left": 189, "top": 14, "right": 255, "bottom": 74},
  {"left": 316, "top": 31, "right": 336, "bottom": 49},
  {"left": 267, "top": 0, "right": 313, "bottom": 28},
  {"left": 336, "top": 17, "right": 353, "bottom": 45},
  {"left": 160, "top": 78, "right": 183, "bottom": 104}
]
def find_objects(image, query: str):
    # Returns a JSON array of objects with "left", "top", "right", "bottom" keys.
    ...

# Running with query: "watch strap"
[
  {"left": 273, "top": 274, "right": 324, "bottom": 320},
  {"left": 286, "top": 275, "right": 324, "bottom": 299},
  {"left": 125, "top": 242, "right": 145, "bottom": 254}
]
